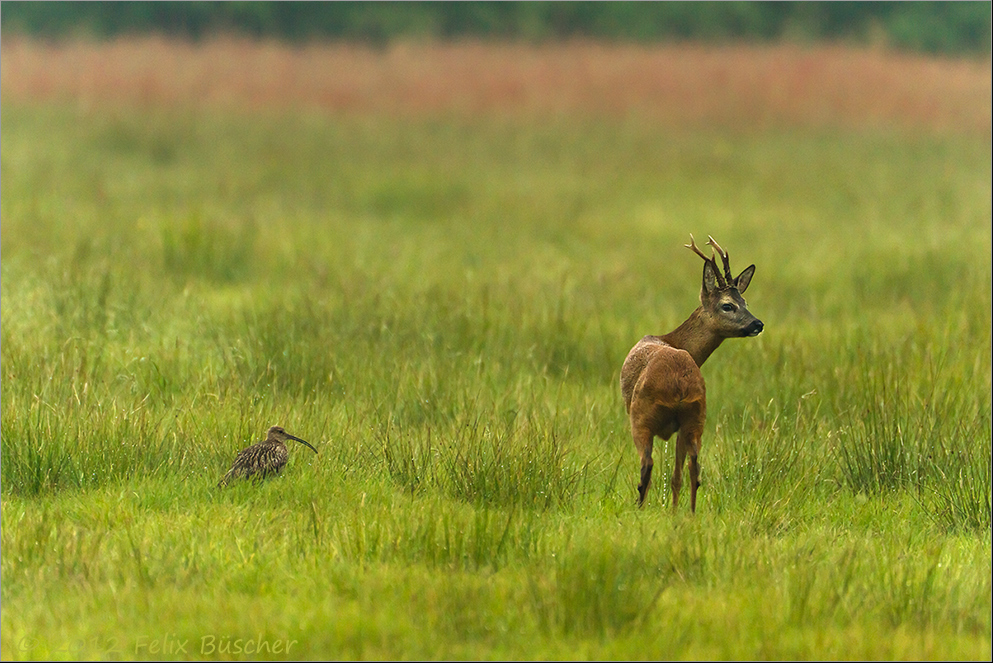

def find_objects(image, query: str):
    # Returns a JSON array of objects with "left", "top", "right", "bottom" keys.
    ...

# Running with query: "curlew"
[{"left": 217, "top": 425, "right": 318, "bottom": 487}]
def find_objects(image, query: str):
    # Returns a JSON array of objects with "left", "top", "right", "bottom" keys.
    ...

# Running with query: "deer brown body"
[{"left": 621, "top": 235, "right": 762, "bottom": 512}]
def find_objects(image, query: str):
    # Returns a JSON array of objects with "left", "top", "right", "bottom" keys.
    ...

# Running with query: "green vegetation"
[
  {"left": 1, "top": 94, "right": 990, "bottom": 659},
  {"left": 3, "top": 1, "right": 991, "bottom": 55}
]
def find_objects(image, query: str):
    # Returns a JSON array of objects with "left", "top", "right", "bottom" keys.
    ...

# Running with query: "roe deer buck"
[{"left": 620, "top": 235, "right": 763, "bottom": 512}]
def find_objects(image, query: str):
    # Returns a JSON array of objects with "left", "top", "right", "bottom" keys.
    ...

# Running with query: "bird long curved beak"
[{"left": 288, "top": 435, "right": 318, "bottom": 454}]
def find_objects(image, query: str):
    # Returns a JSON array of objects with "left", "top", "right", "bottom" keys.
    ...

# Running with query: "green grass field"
[{"left": 1, "top": 40, "right": 991, "bottom": 660}]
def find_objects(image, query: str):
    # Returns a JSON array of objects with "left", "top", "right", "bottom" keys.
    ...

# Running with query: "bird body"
[{"left": 218, "top": 426, "right": 317, "bottom": 487}]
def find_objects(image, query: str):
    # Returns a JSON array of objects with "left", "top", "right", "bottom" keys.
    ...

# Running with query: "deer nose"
[{"left": 746, "top": 319, "right": 764, "bottom": 336}]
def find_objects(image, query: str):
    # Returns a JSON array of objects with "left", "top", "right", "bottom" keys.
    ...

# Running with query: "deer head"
[{"left": 685, "top": 234, "right": 763, "bottom": 339}]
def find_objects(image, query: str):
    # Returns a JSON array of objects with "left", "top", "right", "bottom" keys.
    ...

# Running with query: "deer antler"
[
  {"left": 684, "top": 233, "right": 711, "bottom": 261},
  {"left": 707, "top": 235, "right": 733, "bottom": 285},
  {"left": 685, "top": 234, "right": 727, "bottom": 288}
]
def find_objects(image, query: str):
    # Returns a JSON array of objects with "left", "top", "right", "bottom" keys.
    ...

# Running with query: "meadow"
[{"left": 1, "top": 38, "right": 991, "bottom": 660}]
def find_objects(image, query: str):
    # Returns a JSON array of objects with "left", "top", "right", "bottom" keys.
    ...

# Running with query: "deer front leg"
[{"left": 689, "top": 452, "right": 701, "bottom": 513}]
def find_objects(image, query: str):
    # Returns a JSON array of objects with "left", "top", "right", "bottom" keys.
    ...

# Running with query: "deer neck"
[{"left": 661, "top": 307, "right": 725, "bottom": 367}]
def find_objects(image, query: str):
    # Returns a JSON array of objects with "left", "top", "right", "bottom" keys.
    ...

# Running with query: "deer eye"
[{"left": 721, "top": 303, "right": 735, "bottom": 312}]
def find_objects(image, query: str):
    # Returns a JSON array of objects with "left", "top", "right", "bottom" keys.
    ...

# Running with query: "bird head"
[{"left": 267, "top": 426, "right": 318, "bottom": 454}]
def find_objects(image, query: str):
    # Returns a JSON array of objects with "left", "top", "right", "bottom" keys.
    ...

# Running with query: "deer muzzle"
[{"left": 744, "top": 319, "right": 764, "bottom": 337}]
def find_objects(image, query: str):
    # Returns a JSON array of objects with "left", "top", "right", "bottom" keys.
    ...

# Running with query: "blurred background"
[{"left": 2, "top": 0, "right": 990, "bottom": 54}]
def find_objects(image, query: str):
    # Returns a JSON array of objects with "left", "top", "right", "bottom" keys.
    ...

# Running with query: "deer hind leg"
[
  {"left": 671, "top": 431, "right": 687, "bottom": 511},
  {"left": 632, "top": 423, "right": 654, "bottom": 507},
  {"left": 677, "top": 423, "right": 704, "bottom": 513}
]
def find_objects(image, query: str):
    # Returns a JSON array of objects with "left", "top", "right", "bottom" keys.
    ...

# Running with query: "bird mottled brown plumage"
[{"left": 218, "top": 425, "right": 318, "bottom": 487}]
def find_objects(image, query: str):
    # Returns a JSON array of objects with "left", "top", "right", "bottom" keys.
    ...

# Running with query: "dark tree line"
[{"left": 2, "top": 1, "right": 990, "bottom": 55}]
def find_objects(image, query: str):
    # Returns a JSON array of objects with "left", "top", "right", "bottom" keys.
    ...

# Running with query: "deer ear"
[
  {"left": 701, "top": 260, "right": 719, "bottom": 297},
  {"left": 735, "top": 264, "right": 756, "bottom": 294}
]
